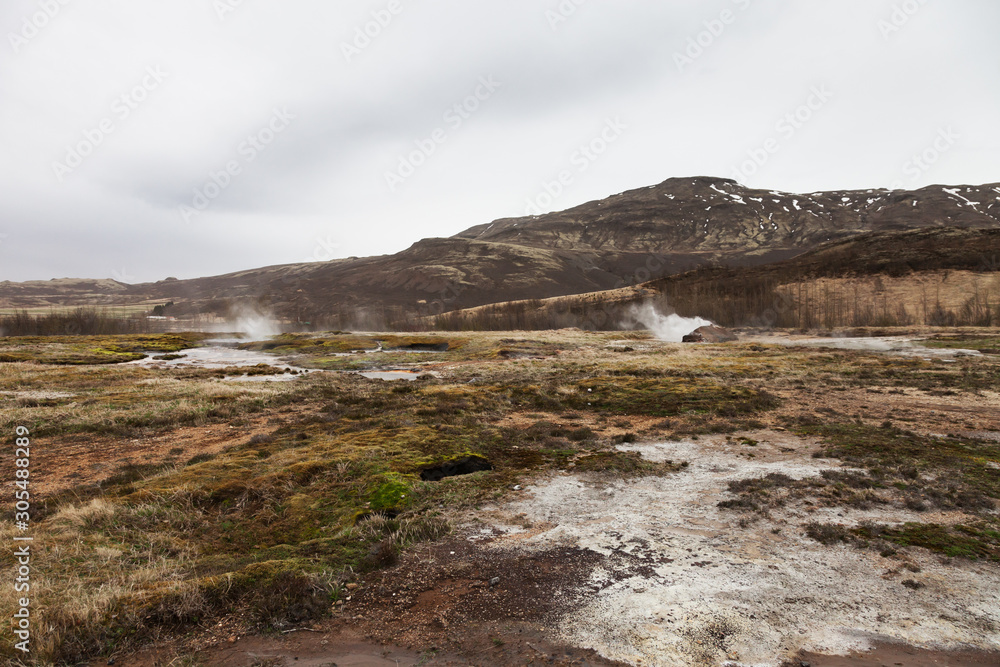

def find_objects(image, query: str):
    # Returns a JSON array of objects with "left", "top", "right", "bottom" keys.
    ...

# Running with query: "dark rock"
[{"left": 682, "top": 325, "right": 738, "bottom": 343}]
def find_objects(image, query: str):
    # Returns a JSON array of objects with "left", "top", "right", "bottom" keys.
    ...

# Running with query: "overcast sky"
[{"left": 1, "top": 0, "right": 997, "bottom": 283}]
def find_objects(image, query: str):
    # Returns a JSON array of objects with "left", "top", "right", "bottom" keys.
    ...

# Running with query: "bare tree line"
[
  {"left": 426, "top": 272, "right": 1000, "bottom": 331},
  {"left": 0, "top": 308, "right": 155, "bottom": 336},
  {"left": 3, "top": 274, "right": 998, "bottom": 336}
]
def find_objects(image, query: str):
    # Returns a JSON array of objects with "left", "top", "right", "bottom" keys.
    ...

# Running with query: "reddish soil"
[
  {"left": 345, "top": 539, "right": 608, "bottom": 648},
  {"left": 91, "top": 535, "right": 627, "bottom": 667},
  {"left": 1, "top": 410, "right": 307, "bottom": 498}
]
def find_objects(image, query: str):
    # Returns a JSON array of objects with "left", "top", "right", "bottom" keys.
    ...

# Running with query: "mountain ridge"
[{"left": 1, "top": 176, "right": 998, "bottom": 324}]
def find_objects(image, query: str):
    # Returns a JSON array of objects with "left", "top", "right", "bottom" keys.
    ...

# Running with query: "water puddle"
[
  {"left": 356, "top": 370, "right": 423, "bottom": 381},
  {"left": 748, "top": 335, "right": 982, "bottom": 359},
  {"left": 221, "top": 373, "right": 302, "bottom": 383},
  {"left": 129, "top": 339, "right": 427, "bottom": 382},
  {"left": 330, "top": 343, "right": 448, "bottom": 357},
  {"left": 129, "top": 339, "right": 307, "bottom": 371}
]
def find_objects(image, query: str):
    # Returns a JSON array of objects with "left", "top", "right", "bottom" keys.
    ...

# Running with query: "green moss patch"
[
  {"left": 791, "top": 422, "right": 1000, "bottom": 507},
  {"left": 0, "top": 333, "right": 208, "bottom": 365},
  {"left": 804, "top": 520, "right": 1000, "bottom": 562},
  {"left": 369, "top": 472, "right": 415, "bottom": 511},
  {"left": 923, "top": 335, "right": 1000, "bottom": 353},
  {"left": 856, "top": 521, "right": 1000, "bottom": 561}
]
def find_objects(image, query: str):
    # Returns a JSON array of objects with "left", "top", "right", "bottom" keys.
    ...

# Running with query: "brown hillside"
[
  {"left": 430, "top": 228, "right": 1000, "bottom": 331},
  {"left": 1, "top": 178, "right": 997, "bottom": 326}
]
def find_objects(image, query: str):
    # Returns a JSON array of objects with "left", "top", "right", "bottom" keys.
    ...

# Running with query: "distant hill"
[
  {"left": 1, "top": 177, "right": 997, "bottom": 327},
  {"left": 456, "top": 177, "right": 1000, "bottom": 254},
  {"left": 431, "top": 228, "right": 1000, "bottom": 331}
]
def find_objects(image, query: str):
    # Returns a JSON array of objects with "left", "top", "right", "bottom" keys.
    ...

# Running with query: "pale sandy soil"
[{"left": 473, "top": 432, "right": 1000, "bottom": 666}]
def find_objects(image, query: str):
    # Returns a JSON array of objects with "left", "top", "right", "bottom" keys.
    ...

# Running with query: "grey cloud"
[{"left": 0, "top": 0, "right": 996, "bottom": 282}]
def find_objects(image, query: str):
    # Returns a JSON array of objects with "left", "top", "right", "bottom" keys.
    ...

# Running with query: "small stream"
[{"left": 745, "top": 334, "right": 983, "bottom": 361}]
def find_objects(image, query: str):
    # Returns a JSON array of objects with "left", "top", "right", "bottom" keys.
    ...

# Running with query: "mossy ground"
[
  {"left": 856, "top": 520, "right": 1000, "bottom": 561},
  {"left": 0, "top": 333, "right": 209, "bottom": 365},
  {"left": 1, "top": 328, "right": 998, "bottom": 663},
  {"left": 719, "top": 420, "right": 1000, "bottom": 562},
  {"left": 0, "top": 363, "right": 299, "bottom": 439},
  {"left": 923, "top": 334, "right": 1000, "bottom": 353}
]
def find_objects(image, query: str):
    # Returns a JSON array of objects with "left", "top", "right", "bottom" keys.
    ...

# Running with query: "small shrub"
[{"left": 804, "top": 522, "right": 850, "bottom": 545}]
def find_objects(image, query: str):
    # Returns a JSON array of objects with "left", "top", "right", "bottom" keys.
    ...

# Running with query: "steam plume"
[
  {"left": 625, "top": 303, "right": 711, "bottom": 342},
  {"left": 230, "top": 305, "right": 280, "bottom": 341}
]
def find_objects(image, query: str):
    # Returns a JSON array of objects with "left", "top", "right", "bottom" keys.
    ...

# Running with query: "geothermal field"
[
  {"left": 4, "top": 1, "right": 998, "bottom": 665},
  {"left": 1, "top": 325, "right": 998, "bottom": 666}
]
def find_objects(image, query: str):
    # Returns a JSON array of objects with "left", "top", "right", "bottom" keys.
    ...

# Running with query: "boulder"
[{"left": 682, "top": 325, "right": 737, "bottom": 343}]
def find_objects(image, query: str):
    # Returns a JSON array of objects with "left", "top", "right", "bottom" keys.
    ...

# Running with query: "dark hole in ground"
[{"left": 420, "top": 455, "right": 493, "bottom": 481}]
